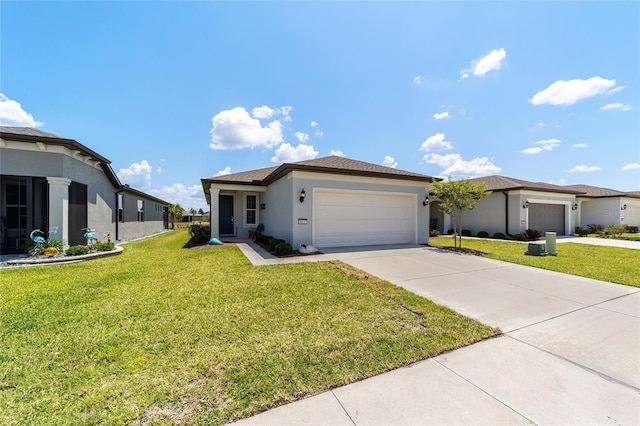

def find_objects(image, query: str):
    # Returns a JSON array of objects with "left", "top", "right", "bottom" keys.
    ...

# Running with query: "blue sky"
[{"left": 2, "top": 1, "right": 638, "bottom": 211}]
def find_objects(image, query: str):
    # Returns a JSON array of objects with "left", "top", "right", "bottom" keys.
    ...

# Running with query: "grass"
[
  {"left": 429, "top": 236, "right": 640, "bottom": 287},
  {"left": 0, "top": 230, "right": 498, "bottom": 425}
]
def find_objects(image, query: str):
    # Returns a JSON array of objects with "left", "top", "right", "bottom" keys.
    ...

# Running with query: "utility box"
[
  {"left": 545, "top": 232, "right": 557, "bottom": 256},
  {"left": 525, "top": 243, "right": 547, "bottom": 256}
]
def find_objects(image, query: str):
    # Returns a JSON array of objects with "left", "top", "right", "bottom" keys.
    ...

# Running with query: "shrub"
[
  {"left": 66, "top": 245, "right": 90, "bottom": 256},
  {"left": 525, "top": 229, "right": 542, "bottom": 240},
  {"left": 461, "top": 229, "right": 472, "bottom": 237},
  {"left": 429, "top": 229, "right": 441, "bottom": 237},
  {"left": 188, "top": 224, "right": 211, "bottom": 244},
  {"left": 269, "top": 238, "right": 286, "bottom": 252},
  {"left": 447, "top": 229, "right": 455, "bottom": 235},
  {"left": 493, "top": 232, "right": 506, "bottom": 239},
  {"left": 574, "top": 226, "right": 589, "bottom": 237},
  {"left": 29, "top": 238, "right": 65, "bottom": 256},
  {"left": 477, "top": 231, "right": 490, "bottom": 238},
  {"left": 95, "top": 241, "right": 115, "bottom": 251},
  {"left": 274, "top": 242, "right": 292, "bottom": 256},
  {"left": 587, "top": 224, "right": 604, "bottom": 234},
  {"left": 513, "top": 233, "right": 526, "bottom": 241},
  {"left": 604, "top": 224, "right": 628, "bottom": 237}
]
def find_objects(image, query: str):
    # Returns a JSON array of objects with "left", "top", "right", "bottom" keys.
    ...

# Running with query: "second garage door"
[
  {"left": 313, "top": 189, "right": 417, "bottom": 247},
  {"left": 529, "top": 203, "right": 565, "bottom": 235}
]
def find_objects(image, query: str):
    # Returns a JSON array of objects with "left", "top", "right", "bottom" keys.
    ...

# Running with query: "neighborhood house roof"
[
  {"left": 0, "top": 126, "right": 169, "bottom": 205},
  {"left": 563, "top": 184, "right": 631, "bottom": 198},
  {"left": 467, "top": 175, "right": 585, "bottom": 195}
]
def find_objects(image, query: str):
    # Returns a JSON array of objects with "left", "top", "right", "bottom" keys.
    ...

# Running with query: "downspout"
[{"left": 503, "top": 191, "right": 514, "bottom": 237}]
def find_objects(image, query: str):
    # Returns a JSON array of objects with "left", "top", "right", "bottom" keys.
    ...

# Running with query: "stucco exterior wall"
[
  {"left": 260, "top": 176, "right": 294, "bottom": 242},
  {"left": 117, "top": 190, "right": 167, "bottom": 241},
  {"left": 579, "top": 198, "right": 623, "bottom": 228}
]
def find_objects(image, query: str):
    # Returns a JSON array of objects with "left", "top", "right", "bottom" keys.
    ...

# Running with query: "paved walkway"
[{"left": 231, "top": 239, "right": 640, "bottom": 425}]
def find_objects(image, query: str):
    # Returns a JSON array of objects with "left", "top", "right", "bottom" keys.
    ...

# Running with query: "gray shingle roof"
[
  {"left": 563, "top": 184, "right": 626, "bottom": 198},
  {"left": 0, "top": 126, "right": 66, "bottom": 139},
  {"left": 203, "top": 156, "right": 435, "bottom": 186},
  {"left": 467, "top": 175, "right": 584, "bottom": 194}
]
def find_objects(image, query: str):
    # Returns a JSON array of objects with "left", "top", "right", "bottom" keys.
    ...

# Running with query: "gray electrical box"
[{"left": 525, "top": 243, "right": 547, "bottom": 256}]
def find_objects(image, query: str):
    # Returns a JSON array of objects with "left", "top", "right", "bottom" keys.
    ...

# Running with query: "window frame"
[{"left": 244, "top": 193, "right": 258, "bottom": 226}]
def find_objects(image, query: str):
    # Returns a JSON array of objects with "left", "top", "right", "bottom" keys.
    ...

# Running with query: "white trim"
[
  {"left": 211, "top": 184, "right": 267, "bottom": 192},
  {"left": 243, "top": 193, "right": 259, "bottom": 227}
]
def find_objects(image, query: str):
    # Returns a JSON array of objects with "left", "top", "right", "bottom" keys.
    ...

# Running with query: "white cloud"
[
  {"left": 425, "top": 153, "right": 501, "bottom": 177},
  {"left": 571, "top": 143, "right": 588, "bottom": 148},
  {"left": 529, "top": 77, "right": 617, "bottom": 106},
  {"left": 310, "top": 121, "right": 319, "bottom": 127},
  {"left": 568, "top": 165, "right": 601, "bottom": 173},
  {"left": 149, "top": 183, "right": 207, "bottom": 211},
  {"left": 0, "top": 93, "right": 43, "bottom": 127},
  {"left": 117, "top": 160, "right": 153, "bottom": 188},
  {"left": 330, "top": 149, "right": 345, "bottom": 157},
  {"left": 157, "top": 167, "right": 163, "bottom": 174},
  {"left": 461, "top": 48, "right": 507, "bottom": 78},
  {"left": 522, "top": 138, "right": 560, "bottom": 155},
  {"left": 271, "top": 143, "right": 318, "bottom": 163},
  {"left": 433, "top": 112, "right": 451, "bottom": 120},
  {"left": 382, "top": 156, "right": 398, "bottom": 168},
  {"left": 413, "top": 76, "right": 423, "bottom": 85},
  {"left": 251, "top": 106, "right": 275, "bottom": 119},
  {"left": 294, "top": 132, "right": 309, "bottom": 143},
  {"left": 315, "top": 130, "right": 324, "bottom": 137},
  {"left": 420, "top": 133, "right": 453, "bottom": 152},
  {"left": 210, "top": 107, "right": 284, "bottom": 150},
  {"left": 215, "top": 166, "right": 232, "bottom": 176},
  {"left": 622, "top": 163, "right": 640, "bottom": 171},
  {"left": 606, "top": 86, "right": 626, "bottom": 95},
  {"left": 600, "top": 103, "right": 632, "bottom": 111},
  {"left": 280, "top": 106, "right": 293, "bottom": 122}
]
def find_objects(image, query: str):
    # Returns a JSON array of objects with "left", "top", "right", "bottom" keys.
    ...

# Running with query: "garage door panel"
[
  {"left": 529, "top": 204, "right": 565, "bottom": 234},
  {"left": 314, "top": 190, "right": 416, "bottom": 247}
]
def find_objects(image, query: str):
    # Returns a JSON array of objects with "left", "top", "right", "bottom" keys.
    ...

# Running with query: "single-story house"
[
  {"left": 0, "top": 126, "right": 169, "bottom": 253},
  {"left": 201, "top": 156, "right": 435, "bottom": 248},
  {"left": 564, "top": 184, "right": 640, "bottom": 229},
  {"left": 430, "top": 175, "right": 584, "bottom": 237}
]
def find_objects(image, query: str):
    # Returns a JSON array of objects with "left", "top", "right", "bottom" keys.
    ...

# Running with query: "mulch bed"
[{"left": 425, "top": 244, "right": 487, "bottom": 257}]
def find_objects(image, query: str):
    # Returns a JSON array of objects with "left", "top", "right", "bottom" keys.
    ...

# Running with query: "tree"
[
  {"left": 189, "top": 208, "right": 197, "bottom": 214},
  {"left": 197, "top": 208, "right": 205, "bottom": 215},
  {"left": 168, "top": 203, "right": 185, "bottom": 229},
  {"left": 430, "top": 177, "right": 491, "bottom": 249}
]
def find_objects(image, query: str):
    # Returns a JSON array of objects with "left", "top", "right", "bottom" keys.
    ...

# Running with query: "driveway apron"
[{"left": 233, "top": 245, "right": 640, "bottom": 425}]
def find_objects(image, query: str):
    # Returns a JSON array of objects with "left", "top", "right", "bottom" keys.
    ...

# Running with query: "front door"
[{"left": 219, "top": 195, "right": 234, "bottom": 235}]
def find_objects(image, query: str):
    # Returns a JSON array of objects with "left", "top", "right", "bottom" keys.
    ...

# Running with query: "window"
[
  {"left": 246, "top": 194, "right": 257, "bottom": 225},
  {"left": 117, "top": 194, "right": 124, "bottom": 222},
  {"left": 137, "top": 199, "right": 144, "bottom": 222}
]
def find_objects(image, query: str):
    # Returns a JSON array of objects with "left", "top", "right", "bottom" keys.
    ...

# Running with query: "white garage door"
[
  {"left": 625, "top": 206, "right": 640, "bottom": 227},
  {"left": 313, "top": 189, "right": 417, "bottom": 247}
]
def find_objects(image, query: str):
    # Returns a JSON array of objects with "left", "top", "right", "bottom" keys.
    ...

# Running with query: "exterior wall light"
[
  {"left": 622, "top": 204, "right": 627, "bottom": 210},
  {"left": 299, "top": 189, "right": 306, "bottom": 203},
  {"left": 523, "top": 201, "right": 529, "bottom": 209},
  {"left": 572, "top": 203, "right": 578, "bottom": 210},
  {"left": 423, "top": 196, "right": 429, "bottom": 206}
]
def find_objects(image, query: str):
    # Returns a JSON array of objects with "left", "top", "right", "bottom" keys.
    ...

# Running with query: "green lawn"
[
  {"left": 0, "top": 230, "right": 498, "bottom": 425},
  {"left": 429, "top": 236, "right": 640, "bottom": 287}
]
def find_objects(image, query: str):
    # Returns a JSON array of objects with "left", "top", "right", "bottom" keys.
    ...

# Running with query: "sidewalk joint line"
[
  {"left": 505, "top": 335, "right": 640, "bottom": 392},
  {"left": 330, "top": 390, "right": 357, "bottom": 425}
]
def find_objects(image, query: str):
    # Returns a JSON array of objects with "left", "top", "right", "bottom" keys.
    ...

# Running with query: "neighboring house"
[
  {"left": 564, "top": 184, "right": 640, "bottom": 229},
  {"left": 0, "top": 126, "right": 169, "bottom": 253},
  {"left": 180, "top": 212, "right": 210, "bottom": 223},
  {"left": 201, "top": 156, "right": 435, "bottom": 248},
  {"left": 430, "top": 175, "right": 584, "bottom": 237}
]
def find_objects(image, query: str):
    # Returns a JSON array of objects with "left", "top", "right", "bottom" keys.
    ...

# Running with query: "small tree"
[
  {"left": 168, "top": 203, "right": 185, "bottom": 229},
  {"left": 431, "top": 177, "right": 491, "bottom": 249},
  {"left": 197, "top": 208, "right": 205, "bottom": 215}
]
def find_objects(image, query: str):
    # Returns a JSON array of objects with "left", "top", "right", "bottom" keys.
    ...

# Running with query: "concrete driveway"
[{"left": 233, "top": 244, "right": 640, "bottom": 425}]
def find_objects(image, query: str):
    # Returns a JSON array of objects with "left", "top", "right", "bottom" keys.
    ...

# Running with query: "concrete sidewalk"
[{"left": 232, "top": 244, "right": 640, "bottom": 425}]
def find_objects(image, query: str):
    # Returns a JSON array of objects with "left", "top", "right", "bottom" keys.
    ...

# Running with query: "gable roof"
[
  {"left": 203, "top": 156, "right": 435, "bottom": 186},
  {"left": 467, "top": 175, "right": 585, "bottom": 195},
  {"left": 1, "top": 126, "right": 169, "bottom": 205}
]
